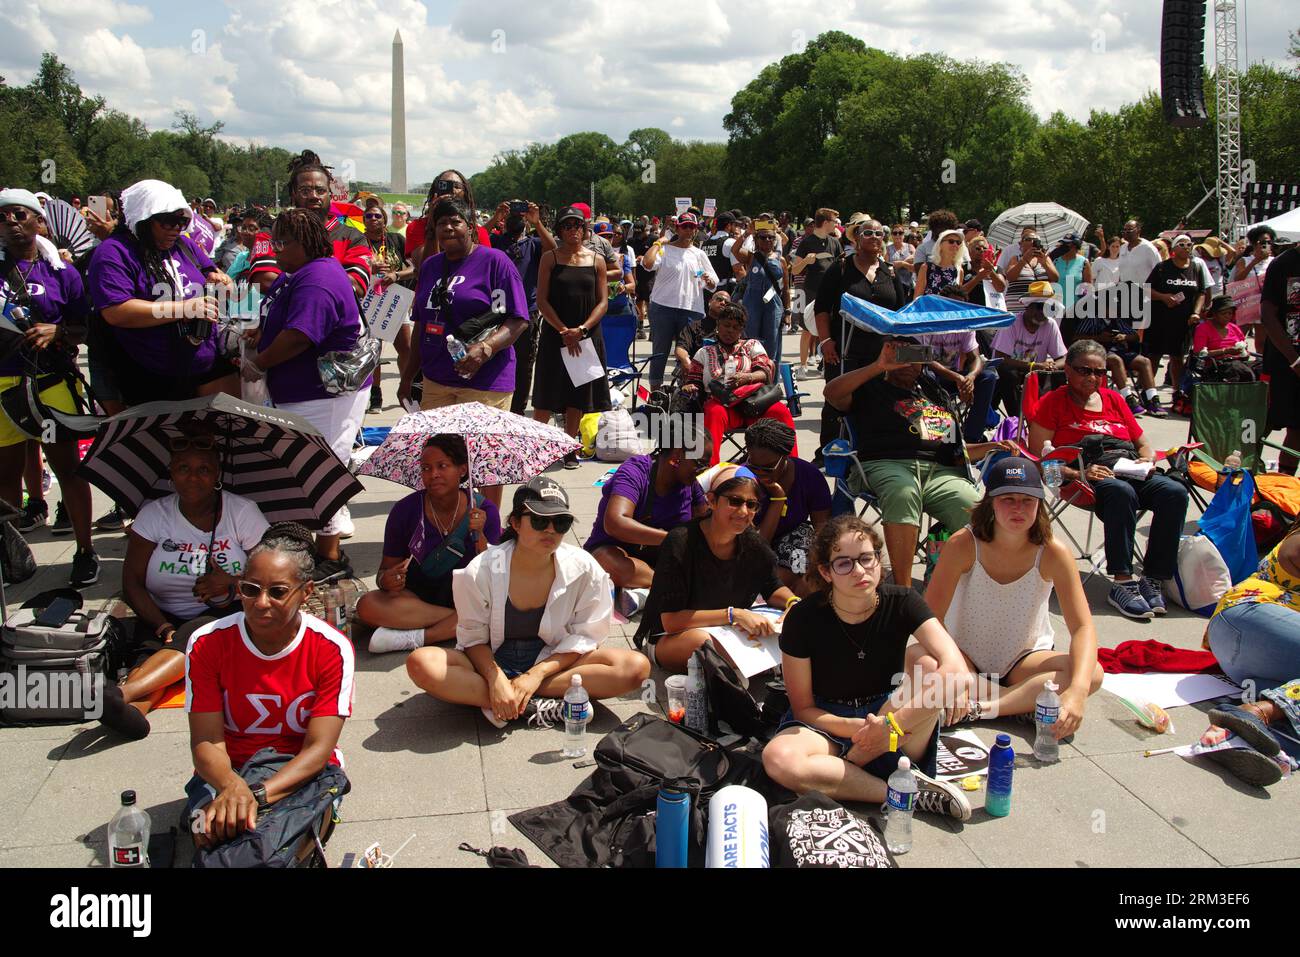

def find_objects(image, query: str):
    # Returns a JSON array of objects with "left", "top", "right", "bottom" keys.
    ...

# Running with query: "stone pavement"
[{"left": 2, "top": 334, "right": 1295, "bottom": 869}]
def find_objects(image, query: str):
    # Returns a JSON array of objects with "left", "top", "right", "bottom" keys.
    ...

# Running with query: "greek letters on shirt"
[{"left": 221, "top": 689, "right": 318, "bottom": 735}]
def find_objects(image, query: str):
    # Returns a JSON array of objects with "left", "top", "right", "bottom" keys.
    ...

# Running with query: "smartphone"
[
  {"left": 35, "top": 597, "right": 78, "bottom": 629},
  {"left": 433, "top": 180, "right": 456, "bottom": 196},
  {"left": 508, "top": 200, "right": 529, "bottom": 215},
  {"left": 87, "top": 195, "right": 110, "bottom": 219},
  {"left": 893, "top": 343, "right": 935, "bottom": 364}
]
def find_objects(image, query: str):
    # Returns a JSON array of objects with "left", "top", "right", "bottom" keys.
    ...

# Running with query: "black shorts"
[
  {"left": 127, "top": 609, "right": 231, "bottom": 669},
  {"left": 1141, "top": 317, "right": 1190, "bottom": 361},
  {"left": 118, "top": 356, "right": 237, "bottom": 406}
]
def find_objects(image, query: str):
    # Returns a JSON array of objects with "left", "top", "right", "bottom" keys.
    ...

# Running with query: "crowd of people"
[{"left": 3, "top": 165, "right": 1300, "bottom": 856}]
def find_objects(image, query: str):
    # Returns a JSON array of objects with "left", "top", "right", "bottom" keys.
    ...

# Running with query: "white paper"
[
  {"left": 361, "top": 284, "right": 415, "bottom": 344},
  {"left": 982, "top": 281, "right": 1007, "bottom": 311},
  {"left": 675, "top": 197, "right": 692, "bottom": 214},
  {"left": 1174, "top": 737, "right": 1251, "bottom": 759},
  {"left": 705, "top": 607, "right": 784, "bottom": 678},
  {"left": 702, "top": 199, "right": 717, "bottom": 217},
  {"left": 561, "top": 338, "right": 605, "bottom": 387},
  {"left": 1112, "top": 458, "right": 1154, "bottom": 480},
  {"left": 1101, "top": 671, "right": 1240, "bottom": 710}
]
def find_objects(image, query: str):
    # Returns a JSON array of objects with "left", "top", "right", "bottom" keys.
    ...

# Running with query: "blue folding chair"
[
  {"left": 603, "top": 312, "right": 666, "bottom": 406},
  {"left": 778, "top": 362, "right": 810, "bottom": 419}
]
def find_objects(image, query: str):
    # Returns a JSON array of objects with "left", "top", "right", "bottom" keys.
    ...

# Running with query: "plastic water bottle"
[
  {"left": 1039, "top": 442, "right": 1062, "bottom": 491},
  {"left": 1034, "top": 681, "right": 1061, "bottom": 763},
  {"left": 723, "top": 356, "right": 738, "bottom": 384},
  {"left": 446, "top": 335, "right": 472, "bottom": 379},
  {"left": 986, "top": 733, "right": 1015, "bottom": 817},
  {"left": 685, "top": 654, "right": 709, "bottom": 733},
  {"left": 562, "top": 675, "right": 592, "bottom": 757},
  {"left": 109, "top": 790, "right": 151, "bottom": 868},
  {"left": 1224, "top": 448, "right": 1243, "bottom": 469},
  {"left": 883, "top": 756, "right": 917, "bottom": 854}
]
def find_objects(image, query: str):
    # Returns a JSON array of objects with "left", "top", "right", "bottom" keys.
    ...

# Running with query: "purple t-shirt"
[
  {"left": 584, "top": 454, "right": 706, "bottom": 552},
  {"left": 413, "top": 245, "right": 529, "bottom": 392},
  {"left": 258, "top": 257, "right": 369, "bottom": 404},
  {"left": 0, "top": 258, "right": 87, "bottom": 376},
  {"left": 87, "top": 233, "right": 219, "bottom": 376},
  {"left": 382, "top": 490, "right": 502, "bottom": 568},
  {"left": 919, "top": 330, "right": 978, "bottom": 372},
  {"left": 990, "top": 315, "right": 1067, "bottom": 362},
  {"left": 755, "top": 456, "right": 833, "bottom": 540}
]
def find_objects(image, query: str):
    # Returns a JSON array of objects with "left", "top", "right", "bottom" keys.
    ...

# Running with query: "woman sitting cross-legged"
[
  {"left": 406, "top": 477, "right": 650, "bottom": 729},
  {"left": 99, "top": 433, "right": 270, "bottom": 740},
  {"left": 355, "top": 434, "right": 501, "bottom": 655},
  {"left": 634, "top": 468, "right": 796, "bottom": 673},
  {"left": 908, "top": 457, "right": 1103, "bottom": 735},
  {"left": 761, "top": 515, "right": 972, "bottom": 820}
]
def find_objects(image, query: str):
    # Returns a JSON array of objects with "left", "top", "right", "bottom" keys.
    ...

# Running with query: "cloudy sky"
[{"left": 2, "top": 0, "right": 1294, "bottom": 184}]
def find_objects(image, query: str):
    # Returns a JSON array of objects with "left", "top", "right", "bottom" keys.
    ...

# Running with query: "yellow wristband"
[
  {"left": 885, "top": 712, "right": 905, "bottom": 739},
  {"left": 785, "top": 595, "right": 801, "bottom": 609}
]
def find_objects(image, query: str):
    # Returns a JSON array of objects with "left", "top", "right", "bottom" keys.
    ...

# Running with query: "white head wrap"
[
  {"left": 0, "top": 190, "right": 64, "bottom": 269},
  {"left": 120, "top": 179, "right": 190, "bottom": 232}
]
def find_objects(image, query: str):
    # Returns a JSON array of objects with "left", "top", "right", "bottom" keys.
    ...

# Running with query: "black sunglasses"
[
  {"left": 0, "top": 209, "right": 34, "bottom": 224},
  {"left": 748, "top": 456, "right": 785, "bottom": 474},
  {"left": 722, "top": 494, "right": 761, "bottom": 512},
  {"left": 1069, "top": 364, "right": 1106, "bottom": 378},
  {"left": 526, "top": 513, "right": 574, "bottom": 533},
  {"left": 155, "top": 214, "right": 190, "bottom": 229},
  {"left": 169, "top": 435, "right": 217, "bottom": 452}
]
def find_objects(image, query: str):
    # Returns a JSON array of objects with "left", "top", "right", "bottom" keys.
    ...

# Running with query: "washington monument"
[{"left": 391, "top": 29, "right": 407, "bottom": 193}]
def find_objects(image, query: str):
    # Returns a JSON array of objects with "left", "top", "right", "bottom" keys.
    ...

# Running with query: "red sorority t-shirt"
[
  {"left": 404, "top": 217, "right": 491, "bottom": 258},
  {"left": 1031, "top": 386, "right": 1144, "bottom": 448},
  {"left": 185, "top": 612, "right": 355, "bottom": 769}
]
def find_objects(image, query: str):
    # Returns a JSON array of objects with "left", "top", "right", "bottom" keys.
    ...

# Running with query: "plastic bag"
[
  {"left": 1167, "top": 533, "right": 1232, "bottom": 616},
  {"left": 1198, "top": 468, "right": 1258, "bottom": 585}
]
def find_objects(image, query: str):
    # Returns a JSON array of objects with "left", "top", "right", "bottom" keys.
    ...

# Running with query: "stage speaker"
[{"left": 1161, "top": 0, "right": 1208, "bottom": 127}]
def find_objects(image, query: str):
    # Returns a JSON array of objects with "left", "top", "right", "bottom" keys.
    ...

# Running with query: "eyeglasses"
[
  {"left": 0, "top": 209, "right": 34, "bottom": 223},
  {"left": 169, "top": 435, "right": 217, "bottom": 452},
  {"left": 1256, "top": 240, "right": 1272, "bottom": 247},
  {"left": 891, "top": 230, "right": 904, "bottom": 236},
  {"left": 527, "top": 513, "right": 575, "bottom": 533},
  {"left": 363, "top": 212, "right": 384, "bottom": 220},
  {"left": 748, "top": 456, "right": 785, "bottom": 474},
  {"left": 293, "top": 185, "right": 330, "bottom": 197},
  {"left": 155, "top": 215, "right": 190, "bottom": 229},
  {"left": 722, "top": 494, "right": 761, "bottom": 512},
  {"left": 828, "top": 553, "right": 881, "bottom": 576},
  {"left": 756, "top": 235, "right": 776, "bottom": 241},
  {"left": 1068, "top": 364, "right": 1106, "bottom": 378},
  {"left": 236, "top": 580, "right": 308, "bottom": 602},
  {"left": 942, "top": 238, "right": 962, "bottom": 245},
  {"left": 857, "top": 229, "right": 885, "bottom": 239}
]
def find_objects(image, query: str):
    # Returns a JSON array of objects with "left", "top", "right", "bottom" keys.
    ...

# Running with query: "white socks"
[{"left": 368, "top": 627, "right": 424, "bottom": 654}]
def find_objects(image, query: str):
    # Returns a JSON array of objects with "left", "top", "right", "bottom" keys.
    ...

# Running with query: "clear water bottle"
[
  {"left": 562, "top": 675, "right": 592, "bottom": 758},
  {"left": 723, "top": 356, "right": 738, "bottom": 384},
  {"left": 1034, "top": 681, "right": 1061, "bottom": 763},
  {"left": 1224, "top": 448, "right": 1243, "bottom": 469},
  {"left": 986, "top": 733, "right": 1015, "bottom": 817},
  {"left": 109, "top": 790, "right": 151, "bottom": 868},
  {"left": 446, "top": 335, "right": 472, "bottom": 379},
  {"left": 685, "top": 654, "right": 708, "bottom": 733},
  {"left": 1039, "top": 442, "right": 1062, "bottom": 491},
  {"left": 883, "top": 756, "right": 917, "bottom": 854}
]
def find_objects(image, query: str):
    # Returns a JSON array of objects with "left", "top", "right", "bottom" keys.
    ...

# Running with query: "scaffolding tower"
[{"left": 1214, "top": 0, "right": 1248, "bottom": 239}]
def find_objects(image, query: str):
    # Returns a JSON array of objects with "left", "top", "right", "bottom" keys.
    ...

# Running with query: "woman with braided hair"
[
  {"left": 744, "top": 418, "right": 832, "bottom": 596},
  {"left": 241, "top": 209, "right": 370, "bottom": 582},
  {"left": 87, "top": 178, "right": 239, "bottom": 404},
  {"left": 246, "top": 150, "right": 372, "bottom": 299}
]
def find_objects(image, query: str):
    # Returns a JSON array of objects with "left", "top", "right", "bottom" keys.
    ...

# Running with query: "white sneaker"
[
  {"left": 335, "top": 505, "right": 355, "bottom": 540},
  {"left": 367, "top": 627, "right": 424, "bottom": 654},
  {"left": 615, "top": 587, "right": 649, "bottom": 619},
  {"left": 480, "top": 707, "right": 508, "bottom": 729}
]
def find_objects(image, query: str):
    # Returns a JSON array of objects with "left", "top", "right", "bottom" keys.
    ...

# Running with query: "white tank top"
[{"left": 944, "top": 531, "right": 1055, "bottom": 677}]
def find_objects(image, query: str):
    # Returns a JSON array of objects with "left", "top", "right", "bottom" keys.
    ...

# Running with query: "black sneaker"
[
  {"left": 1143, "top": 394, "right": 1168, "bottom": 418},
  {"left": 69, "top": 548, "right": 101, "bottom": 588},
  {"left": 312, "top": 549, "right": 353, "bottom": 584},
  {"left": 94, "top": 505, "right": 129, "bottom": 532},
  {"left": 16, "top": 499, "right": 48, "bottom": 533},
  {"left": 1124, "top": 392, "right": 1145, "bottom": 417},
  {"left": 50, "top": 502, "right": 72, "bottom": 536}
]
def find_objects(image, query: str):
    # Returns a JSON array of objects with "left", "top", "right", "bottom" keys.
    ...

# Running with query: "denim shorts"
[
  {"left": 777, "top": 691, "right": 939, "bottom": 779},
  {"left": 494, "top": 637, "right": 546, "bottom": 678}
]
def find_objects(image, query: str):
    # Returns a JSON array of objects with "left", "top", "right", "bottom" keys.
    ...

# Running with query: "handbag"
[
  {"left": 736, "top": 380, "right": 784, "bottom": 417},
  {"left": 317, "top": 335, "right": 381, "bottom": 395}
]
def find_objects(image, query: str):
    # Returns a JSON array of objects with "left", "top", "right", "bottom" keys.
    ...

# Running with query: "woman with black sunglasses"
[
  {"left": 87, "top": 178, "right": 239, "bottom": 404},
  {"left": 407, "top": 478, "right": 649, "bottom": 729},
  {"left": 102, "top": 432, "right": 270, "bottom": 740},
  {"left": 636, "top": 468, "right": 796, "bottom": 674}
]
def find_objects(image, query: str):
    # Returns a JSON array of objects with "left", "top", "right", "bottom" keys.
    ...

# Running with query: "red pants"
[{"left": 702, "top": 398, "right": 798, "bottom": 465}]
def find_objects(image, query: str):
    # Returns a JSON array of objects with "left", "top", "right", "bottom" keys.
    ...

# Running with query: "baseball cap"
[
  {"left": 556, "top": 205, "right": 587, "bottom": 226},
  {"left": 984, "top": 457, "right": 1044, "bottom": 500},
  {"left": 514, "top": 476, "right": 573, "bottom": 517},
  {"left": 963, "top": 218, "right": 983, "bottom": 232},
  {"left": 592, "top": 221, "right": 612, "bottom": 235},
  {"left": 569, "top": 202, "right": 593, "bottom": 219},
  {"left": 715, "top": 211, "right": 737, "bottom": 228},
  {"left": 676, "top": 212, "right": 700, "bottom": 228}
]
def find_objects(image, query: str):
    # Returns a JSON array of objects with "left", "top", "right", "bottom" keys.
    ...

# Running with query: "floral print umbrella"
[{"left": 357, "top": 402, "right": 581, "bottom": 491}]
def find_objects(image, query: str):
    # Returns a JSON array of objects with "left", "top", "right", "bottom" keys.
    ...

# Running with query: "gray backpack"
[{"left": 0, "top": 606, "right": 122, "bottom": 723}]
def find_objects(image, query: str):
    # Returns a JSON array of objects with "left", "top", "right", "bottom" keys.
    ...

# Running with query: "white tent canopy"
[{"left": 1250, "top": 206, "right": 1300, "bottom": 243}]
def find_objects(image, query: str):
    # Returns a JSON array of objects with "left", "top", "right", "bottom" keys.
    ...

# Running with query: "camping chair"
[
  {"left": 604, "top": 312, "right": 666, "bottom": 408},
  {"left": 778, "top": 362, "right": 810, "bottom": 419},
  {"left": 1183, "top": 379, "right": 1300, "bottom": 516}
]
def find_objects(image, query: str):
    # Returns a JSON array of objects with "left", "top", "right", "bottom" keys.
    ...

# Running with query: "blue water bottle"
[
  {"left": 986, "top": 733, "right": 1015, "bottom": 817},
  {"left": 655, "top": 782, "right": 690, "bottom": 868}
]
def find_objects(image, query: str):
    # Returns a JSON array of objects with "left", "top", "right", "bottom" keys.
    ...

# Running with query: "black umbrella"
[{"left": 76, "top": 393, "right": 363, "bottom": 530}]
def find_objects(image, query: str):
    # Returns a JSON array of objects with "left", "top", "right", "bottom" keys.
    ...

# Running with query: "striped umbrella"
[
  {"left": 76, "top": 393, "right": 363, "bottom": 529},
  {"left": 986, "top": 202, "right": 1090, "bottom": 251}
]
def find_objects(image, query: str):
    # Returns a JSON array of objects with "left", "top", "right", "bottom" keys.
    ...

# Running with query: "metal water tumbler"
[{"left": 655, "top": 782, "right": 690, "bottom": 868}]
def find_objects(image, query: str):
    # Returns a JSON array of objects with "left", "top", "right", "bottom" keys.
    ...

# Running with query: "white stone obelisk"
[{"left": 391, "top": 30, "right": 407, "bottom": 193}]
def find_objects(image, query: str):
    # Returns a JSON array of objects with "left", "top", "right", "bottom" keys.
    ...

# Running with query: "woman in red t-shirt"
[
  {"left": 404, "top": 169, "right": 491, "bottom": 272},
  {"left": 1029, "top": 340, "right": 1190, "bottom": 621}
]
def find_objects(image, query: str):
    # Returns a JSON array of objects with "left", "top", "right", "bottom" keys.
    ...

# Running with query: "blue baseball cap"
[{"left": 984, "top": 456, "right": 1044, "bottom": 499}]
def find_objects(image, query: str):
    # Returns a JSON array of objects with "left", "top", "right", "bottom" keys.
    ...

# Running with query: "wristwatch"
[{"left": 249, "top": 783, "right": 268, "bottom": 808}]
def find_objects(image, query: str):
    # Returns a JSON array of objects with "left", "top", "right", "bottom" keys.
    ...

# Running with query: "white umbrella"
[
  {"left": 1249, "top": 206, "right": 1300, "bottom": 243},
  {"left": 987, "top": 202, "right": 1090, "bottom": 250}
]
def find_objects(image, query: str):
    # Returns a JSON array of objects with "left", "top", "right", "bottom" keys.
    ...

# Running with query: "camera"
[
  {"left": 433, "top": 180, "right": 456, "bottom": 196},
  {"left": 893, "top": 342, "right": 936, "bottom": 364},
  {"left": 508, "top": 200, "right": 529, "bottom": 215},
  {"left": 4, "top": 304, "right": 32, "bottom": 331}
]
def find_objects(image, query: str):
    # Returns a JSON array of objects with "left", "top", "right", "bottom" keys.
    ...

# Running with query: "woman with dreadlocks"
[
  {"left": 87, "top": 179, "right": 239, "bottom": 404},
  {"left": 246, "top": 151, "right": 372, "bottom": 299},
  {"left": 404, "top": 169, "right": 491, "bottom": 272},
  {"left": 241, "top": 209, "right": 370, "bottom": 583}
]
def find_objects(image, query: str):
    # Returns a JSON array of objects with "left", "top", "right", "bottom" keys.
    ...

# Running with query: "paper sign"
[
  {"left": 703, "top": 199, "right": 717, "bottom": 217},
  {"left": 935, "top": 730, "right": 990, "bottom": 781},
  {"left": 1226, "top": 274, "right": 1262, "bottom": 325},
  {"left": 561, "top": 337, "right": 605, "bottom": 387},
  {"left": 705, "top": 607, "right": 783, "bottom": 678},
  {"left": 361, "top": 283, "right": 415, "bottom": 343},
  {"left": 675, "top": 197, "right": 692, "bottom": 215},
  {"left": 185, "top": 214, "right": 217, "bottom": 257},
  {"left": 1101, "top": 671, "right": 1240, "bottom": 710},
  {"left": 982, "top": 280, "right": 1007, "bottom": 312}
]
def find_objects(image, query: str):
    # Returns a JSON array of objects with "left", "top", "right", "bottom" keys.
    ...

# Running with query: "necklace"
[
  {"left": 428, "top": 491, "right": 463, "bottom": 537},
  {"left": 829, "top": 591, "right": 879, "bottom": 660}
]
